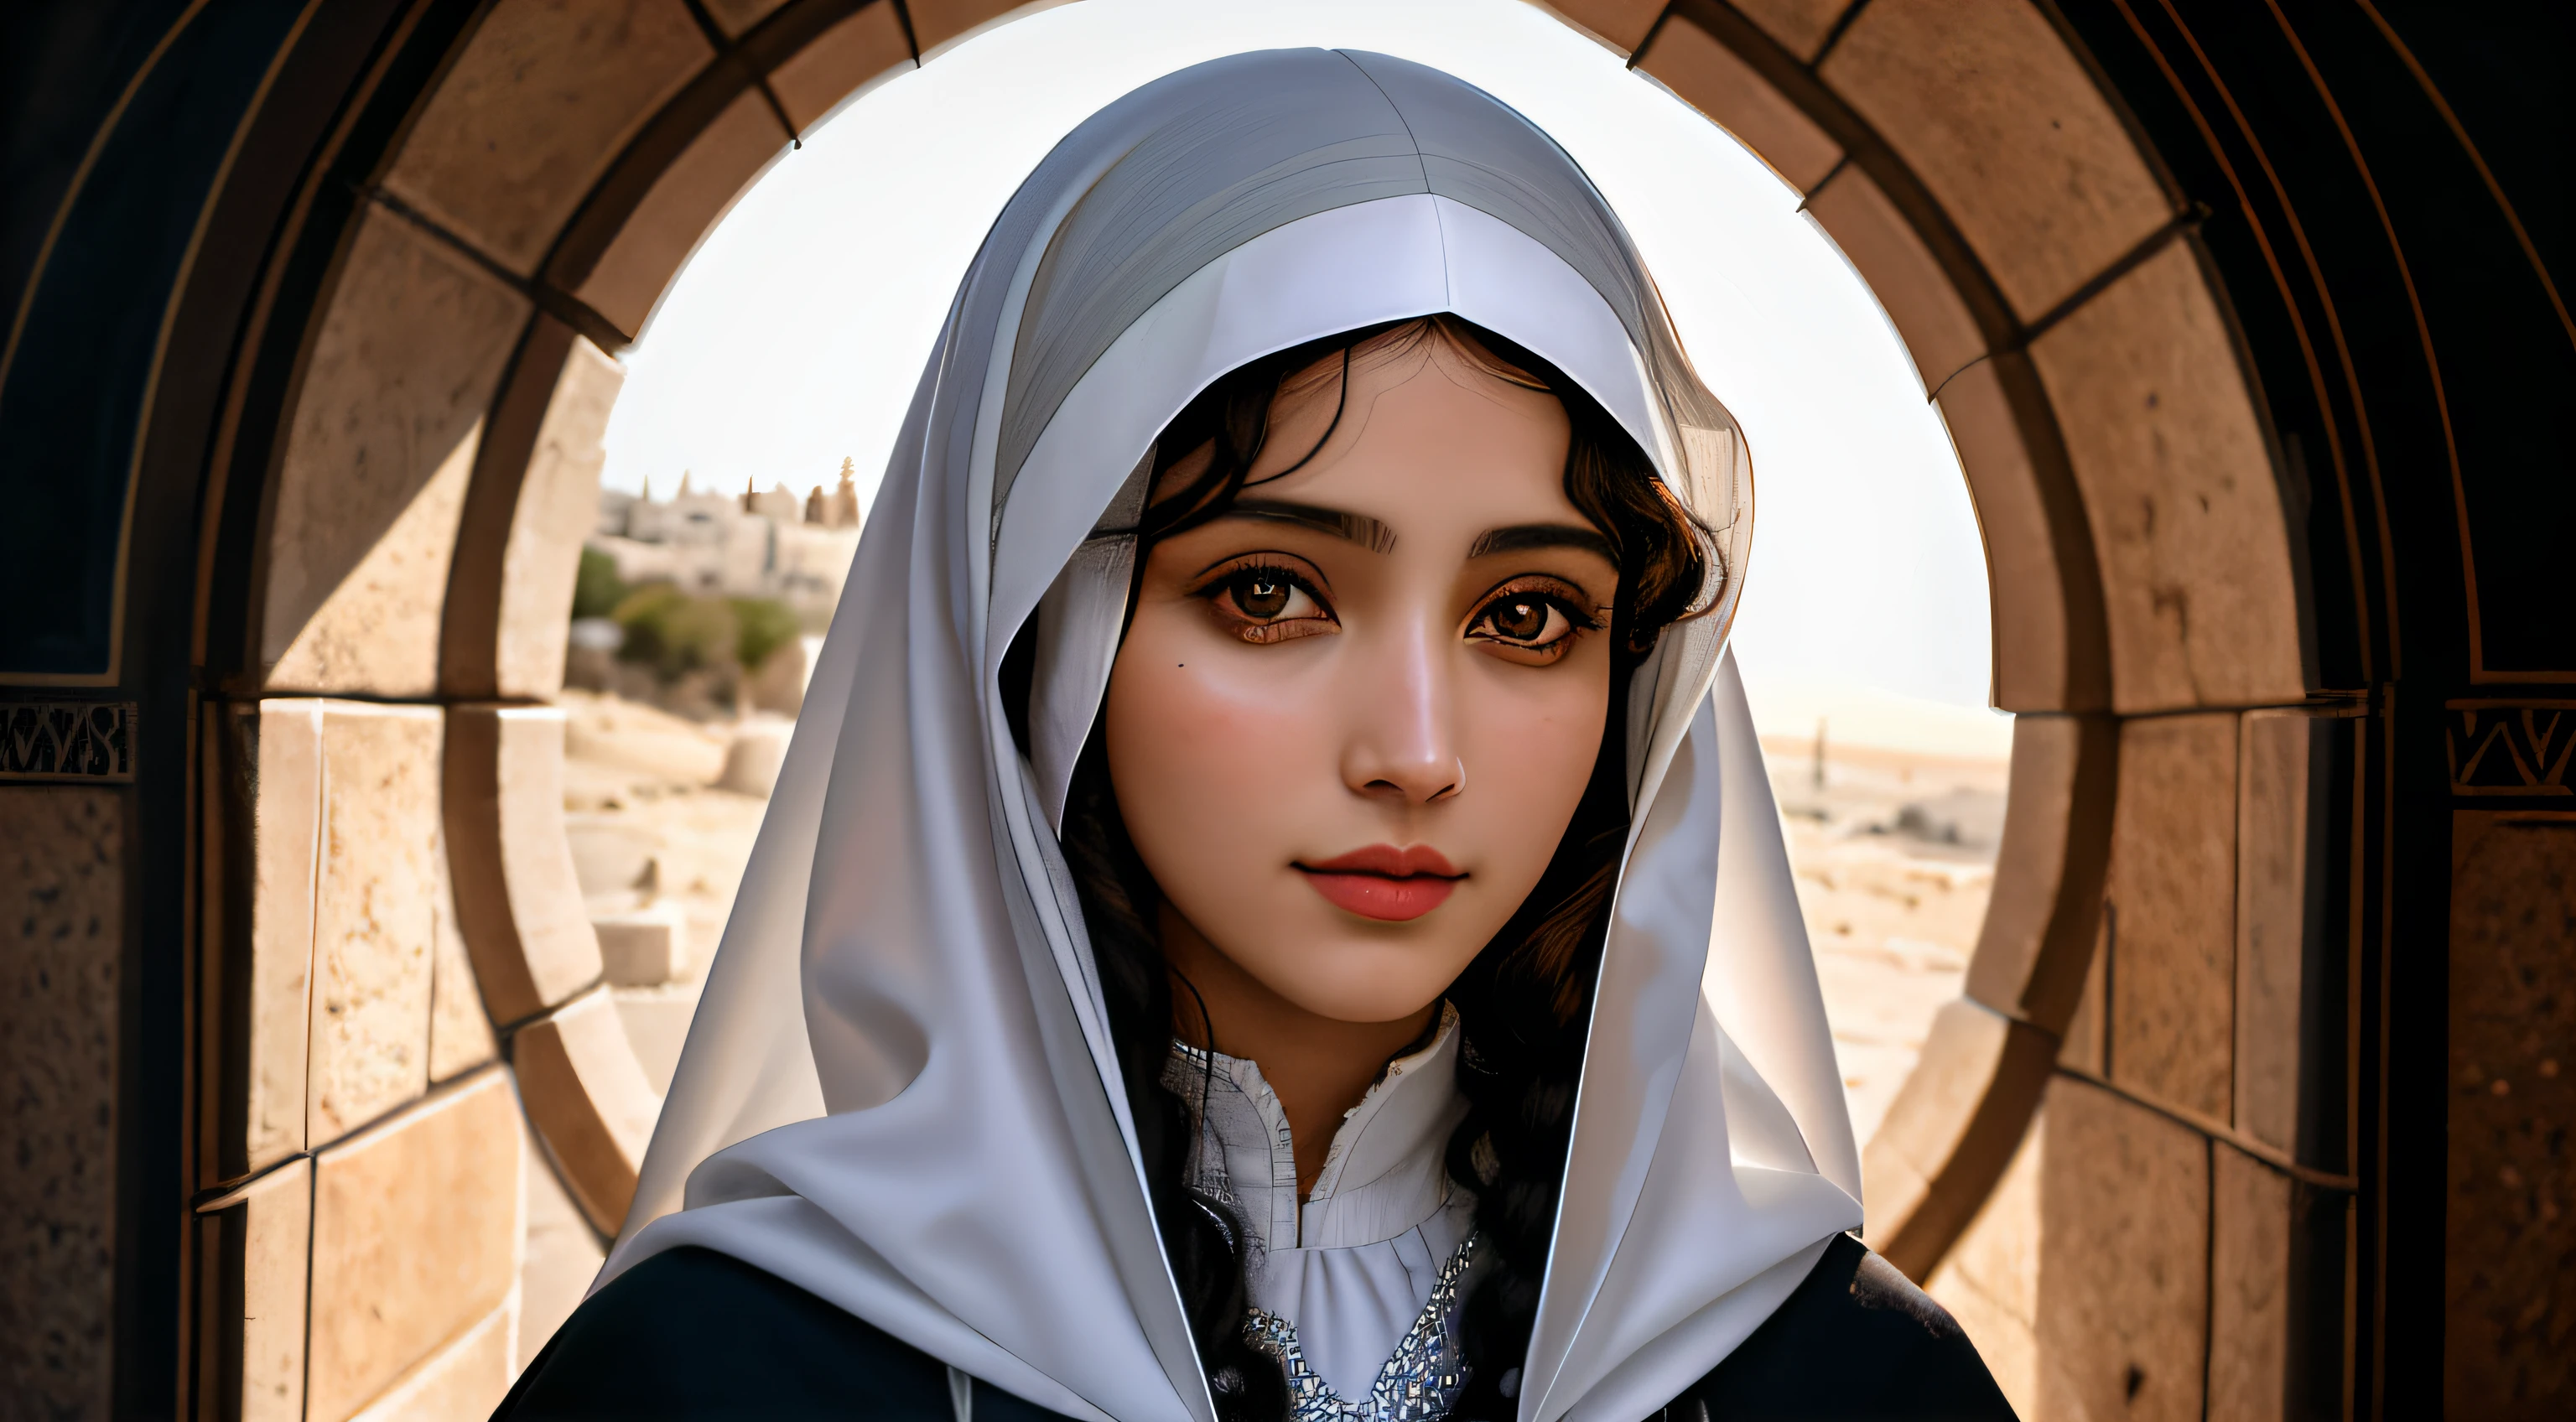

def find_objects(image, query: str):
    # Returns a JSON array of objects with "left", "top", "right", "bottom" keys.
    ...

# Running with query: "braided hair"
[{"left": 1020, "top": 316, "right": 1716, "bottom": 1422}]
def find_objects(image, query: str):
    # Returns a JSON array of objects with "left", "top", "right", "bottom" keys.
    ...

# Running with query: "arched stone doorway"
[{"left": 8, "top": 0, "right": 2563, "bottom": 1417}]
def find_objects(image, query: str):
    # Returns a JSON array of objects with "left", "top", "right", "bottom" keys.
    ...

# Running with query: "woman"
[{"left": 500, "top": 49, "right": 2011, "bottom": 1422}]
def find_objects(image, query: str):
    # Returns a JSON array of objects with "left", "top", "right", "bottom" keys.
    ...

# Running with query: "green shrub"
[
  {"left": 612, "top": 584, "right": 735, "bottom": 682},
  {"left": 729, "top": 597, "right": 798, "bottom": 673},
  {"left": 572, "top": 546, "right": 628, "bottom": 620}
]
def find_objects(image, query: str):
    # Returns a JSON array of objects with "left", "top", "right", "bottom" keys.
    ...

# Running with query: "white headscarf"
[{"left": 604, "top": 49, "right": 1859, "bottom": 1422}]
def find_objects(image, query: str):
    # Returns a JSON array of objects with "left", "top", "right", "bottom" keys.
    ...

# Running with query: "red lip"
[{"left": 1296, "top": 843, "right": 1463, "bottom": 921}]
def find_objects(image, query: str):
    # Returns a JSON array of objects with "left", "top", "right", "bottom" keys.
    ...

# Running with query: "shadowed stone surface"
[
  {"left": 264, "top": 209, "right": 526, "bottom": 694},
  {"left": 2032, "top": 241, "right": 2306, "bottom": 714},
  {"left": 308, "top": 703, "right": 444, "bottom": 1144},
  {"left": 382, "top": 0, "right": 710, "bottom": 276},
  {"left": 512, "top": 988, "right": 660, "bottom": 1235},
  {"left": 768, "top": 0, "right": 916, "bottom": 133},
  {"left": 699, "top": 0, "right": 789, "bottom": 34},
  {"left": 200, "top": 1157, "right": 313, "bottom": 1422},
  {"left": 518, "top": 1110, "right": 609, "bottom": 1368},
  {"left": 309, "top": 1071, "right": 522, "bottom": 1422},
  {"left": 1640, "top": 17, "right": 1841, "bottom": 192},
  {"left": 2447, "top": 812, "right": 2576, "bottom": 1417},
  {"left": 2209, "top": 1144, "right": 2293, "bottom": 1422},
  {"left": 1925, "top": 1109, "right": 2041, "bottom": 1419},
  {"left": 0, "top": 786, "right": 121, "bottom": 1419},
  {"left": 575, "top": 92, "right": 787, "bottom": 339},
  {"left": 2236, "top": 710, "right": 2339, "bottom": 1161},
  {"left": 2106, "top": 713, "right": 2236, "bottom": 1122},
  {"left": 2037, "top": 1075, "right": 2207, "bottom": 1422},
  {"left": 1731, "top": 0, "right": 1855, "bottom": 59},
  {"left": 1822, "top": 0, "right": 2173, "bottom": 320}
]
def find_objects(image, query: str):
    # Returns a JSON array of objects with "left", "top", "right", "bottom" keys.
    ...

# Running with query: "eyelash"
[
  {"left": 1197, "top": 560, "right": 1336, "bottom": 643},
  {"left": 1191, "top": 560, "right": 1605, "bottom": 657},
  {"left": 1465, "top": 580, "right": 1603, "bottom": 661}
]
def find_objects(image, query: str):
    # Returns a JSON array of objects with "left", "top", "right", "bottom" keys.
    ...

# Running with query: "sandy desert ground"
[{"left": 558, "top": 691, "right": 2011, "bottom": 1146}]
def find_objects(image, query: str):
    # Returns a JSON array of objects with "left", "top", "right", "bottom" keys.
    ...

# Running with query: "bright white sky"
[{"left": 600, "top": 0, "right": 2005, "bottom": 729}]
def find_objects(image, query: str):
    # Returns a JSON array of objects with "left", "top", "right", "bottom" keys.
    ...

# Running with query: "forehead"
[{"left": 1256, "top": 338, "right": 1579, "bottom": 524}]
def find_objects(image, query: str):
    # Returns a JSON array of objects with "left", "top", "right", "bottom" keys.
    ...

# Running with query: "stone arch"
[{"left": 190, "top": 1, "right": 2326, "bottom": 1414}]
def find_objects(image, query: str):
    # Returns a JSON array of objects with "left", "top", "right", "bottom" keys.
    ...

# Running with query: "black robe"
[{"left": 494, "top": 1233, "right": 2015, "bottom": 1420}]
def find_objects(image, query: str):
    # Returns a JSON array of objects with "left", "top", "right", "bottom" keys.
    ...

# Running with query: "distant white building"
[{"left": 591, "top": 466, "right": 864, "bottom": 619}]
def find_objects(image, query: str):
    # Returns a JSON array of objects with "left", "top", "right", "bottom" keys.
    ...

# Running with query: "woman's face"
[{"left": 1104, "top": 331, "right": 1618, "bottom": 1028}]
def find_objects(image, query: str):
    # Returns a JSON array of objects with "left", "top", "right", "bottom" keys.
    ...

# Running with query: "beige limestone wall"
[{"left": 0, "top": 787, "right": 123, "bottom": 1419}]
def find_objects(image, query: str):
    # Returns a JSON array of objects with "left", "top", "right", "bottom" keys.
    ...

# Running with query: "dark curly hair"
[{"left": 1019, "top": 315, "right": 1715, "bottom": 1422}]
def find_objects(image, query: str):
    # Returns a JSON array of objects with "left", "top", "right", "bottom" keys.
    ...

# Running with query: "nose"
[{"left": 1340, "top": 614, "right": 1463, "bottom": 805}]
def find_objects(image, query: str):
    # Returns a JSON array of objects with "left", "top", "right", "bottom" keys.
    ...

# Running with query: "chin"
[{"left": 1252, "top": 933, "right": 1470, "bottom": 1026}]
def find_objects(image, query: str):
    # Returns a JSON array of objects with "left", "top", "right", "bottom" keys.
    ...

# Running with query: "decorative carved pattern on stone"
[
  {"left": 0, "top": 702, "right": 136, "bottom": 781},
  {"left": 2446, "top": 699, "right": 2576, "bottom": 797}
]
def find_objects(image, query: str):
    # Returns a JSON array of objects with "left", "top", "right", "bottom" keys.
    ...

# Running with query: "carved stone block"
[
  {"left": 195, "top": 1158, "right": 313, "bottom": 1422},
  {"left": 1730, "top": 0, "right": 1857, "bottom": 60},
  {"left": 445, "top": 705, "right": 605, "bottom": 1027},
  {"left": 382, "top": 0, "right": 710, "bottom": 275},
  {"left": 576, "top": 91, "right": 788, "bottom": 337},
  {"left": 769, "top": 0, "right": 916, "bottom": 132},
  {"left": 1822, "top": 0, "right": 2174, "bottom": 319},
  {"left": 2035, "top": 1075, "right": 2208, "bottom": 1422},
  {"left": 308, "top": 703, "right": 443, "bottom": 1145},
  {"left": 1640, "top": 17, "right": 1842, "bottom": 192},
  {"left": 308, "top": 1070, "right": 522, "bottom": 1422},
  {"left": 1806, "top": 166, "right": 1985, "bottom": 394},
  {"left": 2106, "top": 712, "right": 2236, "bottom": 1122},
  {"left": 264, "top": 209, "right": 527, "bottom": 695},
  {"left": 512, "top": 988, "right": 661, "bottom": 1234},
  {"left": 2031, "top": 241, "right": 2307, "bottom": 714}
]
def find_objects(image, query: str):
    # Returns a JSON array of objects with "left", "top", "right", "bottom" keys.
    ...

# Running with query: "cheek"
[
  {"left": 1457, "top": 657, "right": 1613, "bottom": 872},
  {"left": 1100, "top": 608, "right": 1324, "bottom": 869}
]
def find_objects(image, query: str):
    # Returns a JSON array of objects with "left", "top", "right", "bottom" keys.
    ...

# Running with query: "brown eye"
[
  {"left": 1208, "top": 566, "right": 1328, "bottom": 635},
  {"left": 1488, "top": 597, "right": 1550, "bottom": 642},
  {"left": 1466, "top": 584, "right": 1593, "bottom": 659},
  {"left": 1237, "top": 574, "right": 1291, "bottom": 620}
]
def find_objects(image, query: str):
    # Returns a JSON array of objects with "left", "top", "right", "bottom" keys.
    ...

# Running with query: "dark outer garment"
[{"left": 494, "top": 1233, "right": 2017, "bottom": 1420}]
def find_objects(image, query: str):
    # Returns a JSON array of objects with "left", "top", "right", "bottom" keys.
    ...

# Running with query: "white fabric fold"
[{"left": 604, "top": 48, "right": 1857, "bottom": 1422}]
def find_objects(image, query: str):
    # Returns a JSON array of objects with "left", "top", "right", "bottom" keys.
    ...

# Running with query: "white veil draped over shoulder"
[{"left": 603, "top": 49, "right": 1861, "bottom": 1422}]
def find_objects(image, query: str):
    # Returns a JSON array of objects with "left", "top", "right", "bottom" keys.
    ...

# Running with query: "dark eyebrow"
[
  {"left": 1467, "top": 523, "right": 1618, "bottom": 566},
  {"left": 1219, "top": 500, "right": 1397, "bottom": 554}
]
